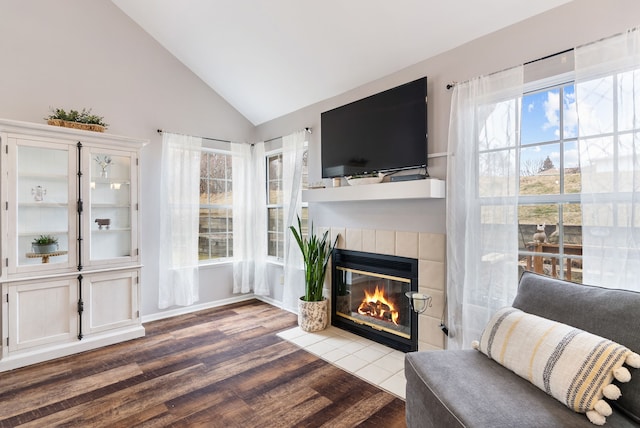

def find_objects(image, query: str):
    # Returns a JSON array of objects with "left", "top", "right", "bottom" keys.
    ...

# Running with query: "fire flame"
[{"left": 357, "top": 285, "right": 399, "bottom": 325}]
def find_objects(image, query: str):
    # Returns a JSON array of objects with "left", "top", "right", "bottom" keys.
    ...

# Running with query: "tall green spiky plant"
[{"left": 289, "top": 215, "right": 338, "bottom": 302}]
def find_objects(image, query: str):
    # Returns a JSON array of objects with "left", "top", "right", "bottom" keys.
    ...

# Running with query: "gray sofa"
[{"left": 405, "top": 271, "right": 640, "bottom": 427}]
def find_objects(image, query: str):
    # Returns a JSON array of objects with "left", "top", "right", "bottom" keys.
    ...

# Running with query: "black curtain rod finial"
[{"left": 446, "top": 82, "right": 457, "bottom": 90}]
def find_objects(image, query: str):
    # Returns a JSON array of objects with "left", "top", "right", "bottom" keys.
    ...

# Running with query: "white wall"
[
  {"left": 254, "top": 0, "right": 640, "bottom": 298},
  {"left": 0, "top": 0, "right": 255, "bottom": 317}
]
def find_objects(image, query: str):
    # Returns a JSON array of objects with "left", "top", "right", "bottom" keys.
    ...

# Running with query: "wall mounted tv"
[{"left": 321, "top": 76, "right": 427, "bottom": 178}]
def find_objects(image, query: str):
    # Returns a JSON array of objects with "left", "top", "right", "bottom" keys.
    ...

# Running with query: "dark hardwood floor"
[{"left": 0, "top": 299, "right": 406, "bottom": 427}]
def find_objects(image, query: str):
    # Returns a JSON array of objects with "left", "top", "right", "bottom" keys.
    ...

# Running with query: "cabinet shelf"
[
  {"left": 18, "top": 230, "right": 68, "bottom": 237},
  {"left": 18, "top": 202, "right": 68, "bottom": 208},
  {"left": 91, "top": 179, "right": 131, "bottom": 186},
  {"left": 302, "top": 178, "right": 446, "bottom": 202},
  {"left": 91, "top": 204, "right": 131, "bottom": 209},
  {"left": 92, "top": 227, "right": 131, "bottom": 233},
  {"left": 18, "top": 173, "right": 68, "bottom": 181}
]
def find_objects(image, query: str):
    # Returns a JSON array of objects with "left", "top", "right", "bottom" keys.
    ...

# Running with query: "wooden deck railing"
[{"left": 525, "top": 242, "right": 583, "bottom": 281}]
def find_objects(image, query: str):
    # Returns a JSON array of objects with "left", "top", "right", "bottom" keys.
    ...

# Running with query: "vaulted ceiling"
[{"left": 112, "top": 0, "right": 573, "bottom": 125}]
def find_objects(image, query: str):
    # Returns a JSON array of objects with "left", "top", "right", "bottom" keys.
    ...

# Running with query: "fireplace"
[{"left": 331, "top": 249, "right": 418, "bottom": 352}]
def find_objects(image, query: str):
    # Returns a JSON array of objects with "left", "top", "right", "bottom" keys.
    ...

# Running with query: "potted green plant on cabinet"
[
  {"left": 31, "top": 235, "right": 59, "bottom": 254},
  {"left": 289, "top": 215, "right": 337, "bottom": 332}
]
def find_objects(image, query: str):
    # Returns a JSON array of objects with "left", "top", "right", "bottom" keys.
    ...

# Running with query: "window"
[
  {"left": 199, "top": 150, "right": 233, "bottom": 261},
  {"left": 511, "top": 65, "right": 640, "bottom": 284},
  {"left": 517, "top": 82, "right": 583, "bottom": 282},
  {"left": 266, "top": 147, "right": 308, "bottom": 259}
]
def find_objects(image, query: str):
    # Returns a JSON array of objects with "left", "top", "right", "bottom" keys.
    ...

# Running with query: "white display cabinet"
[{"left": 0, "top": 119, "right": 146, "bottom": 372}]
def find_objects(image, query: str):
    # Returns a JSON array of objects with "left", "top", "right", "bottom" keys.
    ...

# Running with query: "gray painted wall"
[
  {"left": 1, "top": 0, "right": 639, "bottom": 315},
  {"left": 254, "top": 0, "right": 640, "bottom": 297},
  {"left": 0, "top": 0, "right": 254, "bottom": 317},
  {"left": 256, "top": 0, "right": 640, "bottom": 226}
]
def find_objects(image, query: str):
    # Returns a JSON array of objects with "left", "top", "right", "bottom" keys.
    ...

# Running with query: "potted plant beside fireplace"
[{"left": 289, "top": 215, "right": 337, "bottom": 332}]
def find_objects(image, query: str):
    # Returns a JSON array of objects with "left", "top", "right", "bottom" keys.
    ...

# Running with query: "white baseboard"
[{"left": 141, "top": 294, "right": 257, "bottom": 323}]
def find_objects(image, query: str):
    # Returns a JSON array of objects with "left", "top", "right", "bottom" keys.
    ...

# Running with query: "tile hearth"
[{"left": 277, "top": 326, "right": 406, "bottom": 399}]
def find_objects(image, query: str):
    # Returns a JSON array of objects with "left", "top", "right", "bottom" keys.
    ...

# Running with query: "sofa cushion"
[
  {"left": 405, "top": 349, "right": 639, "bottom": 427},
  {"left": 475, "top": 306, "right": 638, "bottom": 425},
  {"left": 512, "top": 271, "right": 640, "bottom": 423}
]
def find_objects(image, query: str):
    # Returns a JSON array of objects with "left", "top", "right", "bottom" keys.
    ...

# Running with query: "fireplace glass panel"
[{"left": 334, "top": 266, "right": 412, "bottom": 339}]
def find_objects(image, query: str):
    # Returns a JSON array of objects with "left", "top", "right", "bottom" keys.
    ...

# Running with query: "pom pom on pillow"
[{"left": 475, "top": 307, "right": 639, "bottom": 425}]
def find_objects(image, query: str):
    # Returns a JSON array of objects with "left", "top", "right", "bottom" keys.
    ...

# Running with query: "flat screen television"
[{"left": 321, "top": 77, "right": 427, "bottom": 178}]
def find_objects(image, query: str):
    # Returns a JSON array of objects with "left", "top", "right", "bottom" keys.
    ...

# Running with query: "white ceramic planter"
[{"left": 32, "top": 243, "right": 58, "bottom": 254}]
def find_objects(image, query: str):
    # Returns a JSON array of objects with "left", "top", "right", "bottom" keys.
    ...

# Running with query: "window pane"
[
  {"left": 577, "top": 76, "right": 614, "bottom": 137},
  {"left": 618, "top": 70, "right": 640, "bottom": 131},
  {"left": 579, "top": 136, "right": 615, "bottom": 193},
  {"left": 519, "top": 143, "right": 560, "bottom": 195},
  {"left": 479, "top": 149, "right": 516, "bottom": 197},
  {"left": 563, "top": 84, "right": 577, "bottom": 138},
  {"left": 301, "top": 207, "right": 309, "bottom": 237},
  {"left": 478, "top": 99, "right": 518, "bottom": 151},
  {"left": 562, "top": 203, "right": 582, "bottom": 246},
  {"left": 267, "top": 154, "right": 283, "bottom": 205},
  {"left": 564, "top": 141, "right": 581, "bottom": 194},
  {"left": 268, "top": 207, "right": 283, "bottom": 258},
  {"left": 518, "top": 204, "right": 558, "bottom": 250},
  {"left": 209, "top": 153, "right": 228, "bottom": 179},
  {"left": 618, "top": 133, "right": 639, "bottom": 192},
  {"left": 521, "top": 88, "right": 560, "bottom": 145},
  {"left": 302, "top": 149, "right": 309, "bottom": 190},
  {"left": 269, "top": 181, "right": 282, "bottom": 205}
]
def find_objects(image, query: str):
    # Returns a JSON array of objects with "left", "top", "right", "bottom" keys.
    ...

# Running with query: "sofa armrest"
[{"left": 405, "top": 350, "right": 617, "bottom": 427}]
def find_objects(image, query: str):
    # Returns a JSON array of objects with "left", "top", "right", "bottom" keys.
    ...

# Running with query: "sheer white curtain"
[
  {"left": 282, "top": 130, "right": 307, "bottom": 312},
  {"left": 446, "top": 67, "right": 524, "bottom": 349},
  {"left": 576, "top": 28, "right": 640, "bottom": 291},
  {"left": 159, "top": 132, "right": 202, "bottom": 308},
  {"left": 232, "top": 142, "right": 268, "bottom": 295}
]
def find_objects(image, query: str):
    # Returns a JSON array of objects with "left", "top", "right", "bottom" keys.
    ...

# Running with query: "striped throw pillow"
[{"left": 474, "top": 307, "right": 640, "bottom": 425}]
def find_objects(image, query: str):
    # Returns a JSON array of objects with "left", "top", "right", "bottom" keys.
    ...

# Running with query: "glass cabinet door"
[
  {"left": 12, "top": 140, "right": 75, "bottom": 272},
  {"left": 86, "top": 148, "right": 137, "bottom": 264}
]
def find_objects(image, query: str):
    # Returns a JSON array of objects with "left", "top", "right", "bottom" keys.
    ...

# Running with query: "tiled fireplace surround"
[{"left": 322, "top": 226, "right": 446, "bottom": 351}]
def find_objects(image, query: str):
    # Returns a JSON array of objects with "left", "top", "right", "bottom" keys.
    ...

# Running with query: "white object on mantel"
[
  {"left": 302, "top": 178, "right": 445, "bottom": 202},
  {"left": 345, "top": 172, "right": 385, "bottom": 186}
]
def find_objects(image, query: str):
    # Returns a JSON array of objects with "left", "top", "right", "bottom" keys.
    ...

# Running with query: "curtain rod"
[
  {"left": 264, "top": 127, "right": 312, "bottom": 143},
  {"left": 445, "top": 48, "right": 574, "bottom": 90},
  {"left": 157, "top": 126, "right": 312, "bottom": 144},
  {"left": 156, "top": 129, "right": 232, "bottom": 144}
]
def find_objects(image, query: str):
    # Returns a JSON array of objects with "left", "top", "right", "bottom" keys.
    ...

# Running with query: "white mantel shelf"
[{"left": 302, "top": 178, "right": 445, "bottom": 202}]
